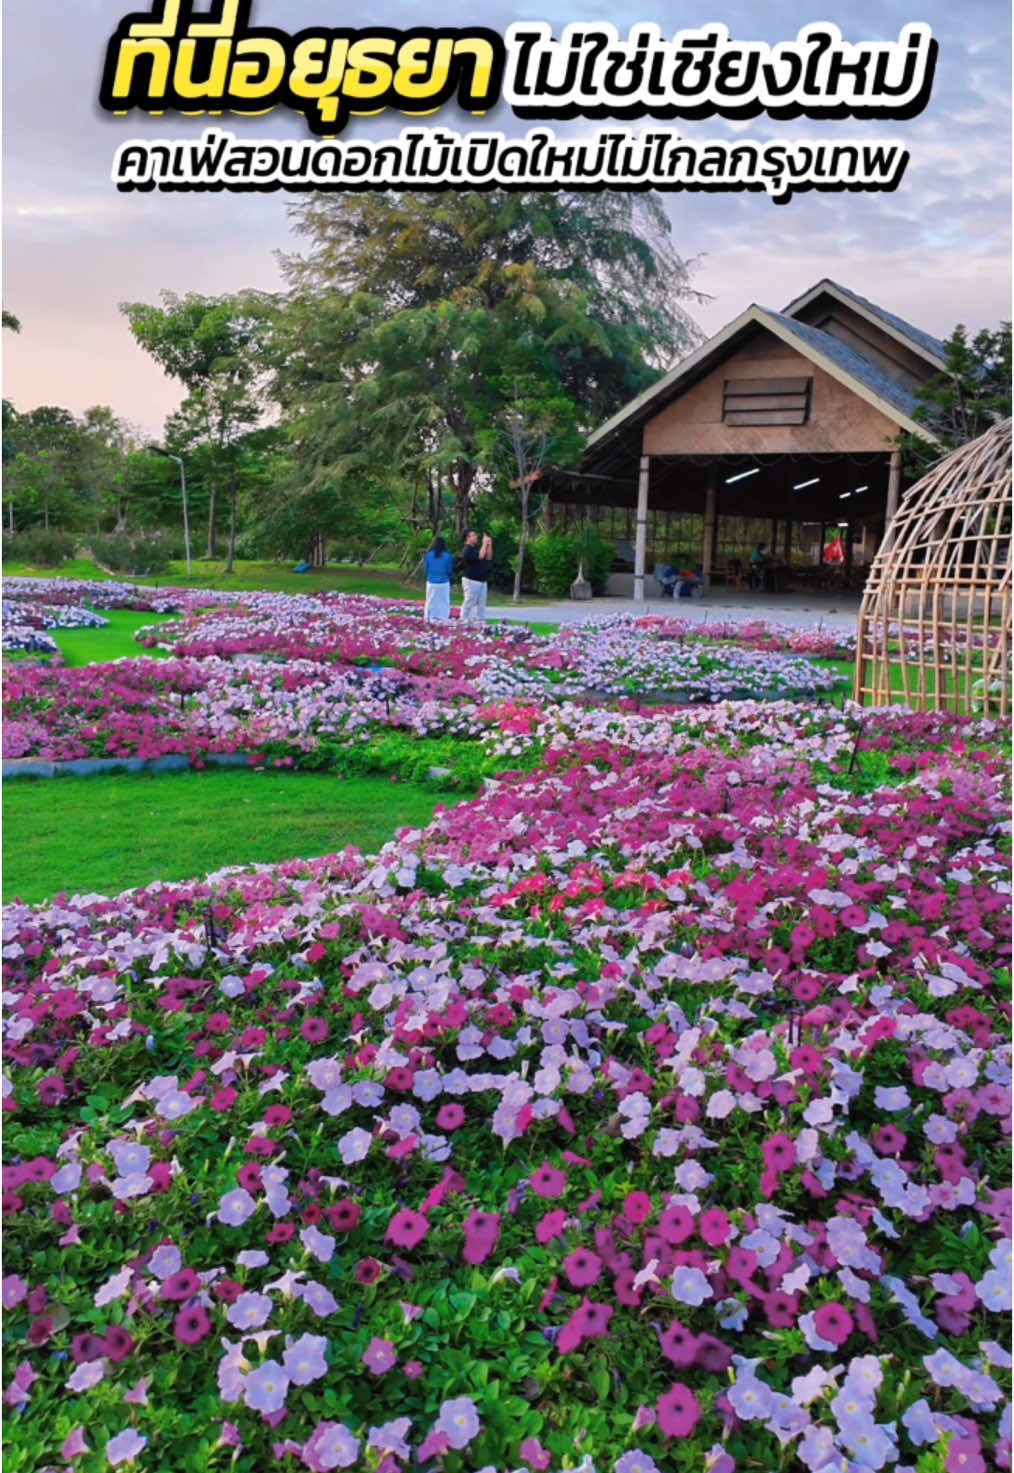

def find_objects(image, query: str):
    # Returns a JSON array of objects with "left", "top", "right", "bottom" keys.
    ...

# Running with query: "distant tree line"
[{"left": 4, "top": 196, "right": 1010, "bottom": 578}]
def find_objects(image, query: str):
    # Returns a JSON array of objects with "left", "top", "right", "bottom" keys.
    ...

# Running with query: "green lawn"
[
  {"left": 52, "top": 609, "right": 175, "bottom": 666},
  {"left": 2, "top": 769, "right": 458, "bottom": 904},
  {"left": 3, "top": 557, "right": 539, "bottom": 605}
]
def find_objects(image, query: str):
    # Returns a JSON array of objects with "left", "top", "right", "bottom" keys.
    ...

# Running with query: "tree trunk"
[
  {"left": 207, "top": 484, "right": 217, "bottom": 558},
  {"left": 513, "top": 485, "right": 530, "bottom": 604},
  {"left": 453, "top": 460, "right": 476, "bottom": 540},
  {"left": 224, "top": 463, "right": 237, "bottom": 573}
]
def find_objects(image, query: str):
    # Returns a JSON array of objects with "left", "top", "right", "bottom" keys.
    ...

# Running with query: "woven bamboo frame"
[{"left": 854, "top": 419, "right": 1012, "bottom": 716}]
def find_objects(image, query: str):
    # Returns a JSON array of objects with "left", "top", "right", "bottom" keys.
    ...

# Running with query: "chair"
[{"left": 725, "top": 558, "right": 746, "bottom": 589}]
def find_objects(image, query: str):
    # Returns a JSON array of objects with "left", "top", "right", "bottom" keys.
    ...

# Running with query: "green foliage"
[
  {"left": 530, "top": 527, "right": 613, "bottom": 597},
  {"left": 898, "top": 321, "right": 1012, "bottom": 476},
  {"left": 275, "top": 192, "right": 703, "bottom": 539},
  {"left": 88, "top": 529, "right": 173, "bottom": 575},
  {"left": 121, "top": 291, "right": 272, "bottom": 560},
  {"left": 2, "top": 526, "right": 76, "bottom": 566}
]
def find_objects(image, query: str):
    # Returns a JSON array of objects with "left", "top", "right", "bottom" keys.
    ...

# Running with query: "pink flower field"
[{"left": 1, "top": 584, "right": 1011, "bottom": 1473}]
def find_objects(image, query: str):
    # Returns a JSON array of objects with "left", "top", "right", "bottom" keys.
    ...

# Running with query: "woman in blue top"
[{"left": 423, "top": 535, "right": 455, "bottom": 621}]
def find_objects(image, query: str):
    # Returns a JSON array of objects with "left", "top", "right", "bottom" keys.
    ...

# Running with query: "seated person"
[
  {"left": 676, "top": 562, "right": 703, "bottom": 598},
  {"left": 654, "top": 560, "right": 678, "bottom": 596},
  {"left": 750, "top": 542, "right": 775, "bottom": 590}
]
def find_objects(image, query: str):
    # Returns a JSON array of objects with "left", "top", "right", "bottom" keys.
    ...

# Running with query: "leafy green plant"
[
  {"left": 3, "top": 527, "right": 76, "bottom": 567},
  {"left": 530, "top": 528, "right": 613, "bottom": 597}
]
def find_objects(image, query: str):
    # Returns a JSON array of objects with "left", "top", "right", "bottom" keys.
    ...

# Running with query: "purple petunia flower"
[
  {"left": 105, "top": 1428, "right": 148, "bottom": 1465},
  {"left": 243, "top": 1360, "right": 290, "bottom": 1414},
  {"left": 302, "top": 1420, "right": 360, "bottom": 1471},
  {"left": 435, "top": 1396, "right": 480, "bottom": 1449},
  {"left": 217, "top": 1187, "right": 257, "bottom": 1226},
  {"left": 283, "top": 1334, "right": 328, "bottom": 1386},
  {"left": 227, "top": 1291, "right": 273, "bottom": 1330}
]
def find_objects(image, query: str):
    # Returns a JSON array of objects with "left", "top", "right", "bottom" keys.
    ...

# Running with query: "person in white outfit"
[
  {"left": 422, "top": 535, "right": 454, "bottom": 621},
  {"left": 461, "top": 530, "right": 492, "bottom": 624}
]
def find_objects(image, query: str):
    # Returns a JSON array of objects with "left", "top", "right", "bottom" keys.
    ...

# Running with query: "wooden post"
[
  {"left": 702, "top": 473, "right": 718, "bottom": 593},
  {"left": 883, "top": 449, "right": 902, "bottom": 549},
  {"left": 783, "top": 519, "right": 792, "bottom": 564},
  {"left": 633, "top": 454, "right": 650, "bottom": 603}
]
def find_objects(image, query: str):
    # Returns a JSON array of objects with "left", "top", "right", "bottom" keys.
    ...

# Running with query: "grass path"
[{"left": 2, "top": 770, "right": 457, "bottom": 905}]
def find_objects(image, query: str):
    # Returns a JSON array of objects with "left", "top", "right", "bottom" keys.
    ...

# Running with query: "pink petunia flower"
[
  {"left": 385, "top": 1209, "right": 428, "bottom": 1249},
  {"left": 657, "top": 1382, "right": 701, "bottom": 1438},
  {"left": 361, "top": 1337, "right": 397, "bottom": 1375},
  {"left": 530, "top": 1161, "right": 567, "bottom": 1197}
]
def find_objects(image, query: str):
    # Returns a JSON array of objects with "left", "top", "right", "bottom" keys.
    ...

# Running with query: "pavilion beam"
[
  {"left": 633, "top": 453, "right": 650, "bottom": 603},
  {"left": 701, "top": 472, "right": 718, "bottom": 592}
]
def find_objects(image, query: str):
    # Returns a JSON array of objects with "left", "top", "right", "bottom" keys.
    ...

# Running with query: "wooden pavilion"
[{"left": 545, "top": 280, "right": 945, "bottom": 599}]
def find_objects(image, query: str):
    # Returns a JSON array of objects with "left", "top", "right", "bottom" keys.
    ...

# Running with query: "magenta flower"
[
  {"left": 656, "top": 1382, "right": 700, "bottom": 1438},
  {"left": 535, "top": 1209, "right": 567, "bottom": 1243},
  {"left": 562, "top": 1247, "right": 602, "bottom": 1288},
  {"left": 698, "top": 1206, "right": 731, "bottom": 1245},
  {"left": 462, "top": 1209, "right": 500, "bottom": 1264},
  {"left": 362, "top": 1337, "right": 397, "bottom": 1375},
  {"left": 160, "top": 1267, "right": 200, "bottom": 1301},
  {"left": 325, "top": 1198, "right": 361, "bottom": 1231},
  {"left": 657, "top": 1205, "right": 694, "bottom": 1245},
  {"left": 530, "top": 1160, "right": 566, "bottom": 1197},
  {"left": 173, "top": 1306, "right": 211, "bottom": 1344},
  {"left": 436, "top": 1103, "right": 465, "bottom": 1130},
  {"left": 572, "top": 1296, "right": 613, "bottom": 1338},
  {"left": 659, "top": 1319, "right": 698, "bottom": 1366},
  {"left": 71, "top": 1331, "right": 106, "bottom": 1363},
  {"left": 385, "top": 1208, "right": 428, "bottom": 1249},
  {"left": 813, "top": 1300, "right": 854, "bottom": 1346},
  {"left": 61, "top": 1427, "right": 89, "bottom": 1460},
  {"left": 623, "top": 1190, "right": 653, "bottom": 1224}
]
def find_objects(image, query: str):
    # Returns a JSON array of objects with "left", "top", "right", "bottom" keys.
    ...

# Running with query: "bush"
[
  {"left": 530, "top": 528, "right": 613, "bottom": 597},
  {"left": 3, "top": 527, "right": 76, "bottom": 567},
  {"left": 88, "top": 529, "right": 172, "bottom": 576}
]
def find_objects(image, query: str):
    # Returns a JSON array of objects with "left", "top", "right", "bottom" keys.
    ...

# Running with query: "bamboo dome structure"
[{"left": 854, "top": 419, "right": 1012, "bottom": 715}]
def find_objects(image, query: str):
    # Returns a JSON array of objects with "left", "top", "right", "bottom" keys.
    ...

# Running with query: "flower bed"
[{"left": 2, "top": 702, "right": 1010, "bottom": 1473}]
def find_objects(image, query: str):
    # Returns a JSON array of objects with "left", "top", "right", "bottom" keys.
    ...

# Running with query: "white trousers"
[
  {"left": 424, "top": 581, "right": 451, "bottom": 621},
  {"left": 461, "top": 578, "right": 487, "bottom": 624}
]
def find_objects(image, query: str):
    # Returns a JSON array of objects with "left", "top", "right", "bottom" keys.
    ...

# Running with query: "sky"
[{"left": 2, "top": 0, "right": 1010, "bottom": 437}]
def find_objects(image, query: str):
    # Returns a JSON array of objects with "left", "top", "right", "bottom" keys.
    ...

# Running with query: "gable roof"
[
  {"left": 781, "top": 277, "right": 948, "bottom": 369},
  {"left": 584, "top": 300, "right": 938, "bottom": 460}
]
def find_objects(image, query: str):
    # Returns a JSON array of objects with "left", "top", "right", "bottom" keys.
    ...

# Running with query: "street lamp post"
[{"left": 146, "top": 446, "right": 192, "bottom": 577}]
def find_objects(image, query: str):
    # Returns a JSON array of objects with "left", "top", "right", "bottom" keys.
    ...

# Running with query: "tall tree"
[
  {"left": 276, "top": 192, "right": 703, "bottom": 539},
  {"left": 4, "top": 405, "right": 87, "bottom": 532},
  {"left": 121, "top": 293, "right": 268, "bottom": 558},
  {"left": 899, "top": 322, "right": 1012, "bottom": 476}
]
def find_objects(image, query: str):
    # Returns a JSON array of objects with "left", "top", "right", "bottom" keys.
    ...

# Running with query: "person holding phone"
[{"left": 461, "top": 530, "right": 492, "bottom": 624}]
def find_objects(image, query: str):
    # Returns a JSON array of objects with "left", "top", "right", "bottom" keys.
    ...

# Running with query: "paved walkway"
[{"left": 494, "top": 590, "right": 861, "bottom": 635}]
